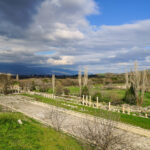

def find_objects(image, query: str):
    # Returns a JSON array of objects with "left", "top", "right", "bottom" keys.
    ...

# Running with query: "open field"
[
  {"left": 23, "top": 94, "right": 150, "bottom": 130},
  {"left": 0, "top": 111, "right": 89, "bottom": 150}
]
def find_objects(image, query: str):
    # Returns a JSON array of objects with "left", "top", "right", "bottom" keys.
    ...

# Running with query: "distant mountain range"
[{"left": 0, "top": 63, "right": 77, "bottom": 75}]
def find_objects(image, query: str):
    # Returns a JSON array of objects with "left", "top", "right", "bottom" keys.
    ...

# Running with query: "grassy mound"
[{"left": 0, "top": 113, "right": 86, "bottom": 150}]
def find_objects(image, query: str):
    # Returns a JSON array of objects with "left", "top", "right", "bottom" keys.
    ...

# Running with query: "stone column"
[
  {"left": 96, "top": 97, "right": 99, "bottom": 108},
  {"left": 145, "top": 113, "right": 148, "bottom": 118},
  {"left": 122, "top": 105, "right": 125, "bottom": 113},
  {"left": 127, "top": 107, "right": 130, "bottom": 115},
  {"left": 89, "top": 96, "right": 91, "bottom": 107},
  {"left": 18, "top": 85, "right": 20, "bottom": 93},
  {"left": 108, "top": 102, "right": 111, "bottom": 111},
  {"left": 86, "top": 95, "right": 88, "bottom": 105},
  {"left": 82, "top": 95, "right": 85, "bottom": 105}
]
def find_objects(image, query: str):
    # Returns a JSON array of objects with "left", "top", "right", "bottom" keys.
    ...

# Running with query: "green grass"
[
  {"left": 22, "top": 94, "right": 150, "bottom": 130},
  {"left": 33, "top": 88, "right": 53, "bottom": 94},
  {"left": 67, "top": 86, "right": 80, "bottom": 95},
  {"left": 47, "top": 88, "right": 53, "bottom": 94},
  {"left": 100, "top": 89, "right": 125, "bottom": 99},
  {"left": 0, "top": 112, "right": 89, "bottom": 150},
  {"left": 34, "top": 84, "right": 150, "bottom": 107},
  {"left": 94, "top": 88, "right": 150, "bottom": 106},
  {"left": 142, "top": 92, "right": 150, "bottom": 107}
]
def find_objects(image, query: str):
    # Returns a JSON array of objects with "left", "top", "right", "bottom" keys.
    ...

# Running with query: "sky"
[{"left": 0, "top": 0, "right": 150, "bottom": 74}]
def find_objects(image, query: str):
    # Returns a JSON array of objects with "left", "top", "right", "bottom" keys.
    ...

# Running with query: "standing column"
[
  {"left": 52, "top": 74, "right": 55, "bottom": 97},
  {"left": 127, "top": 107, "right": 130, "bottom": 115},
  {"left": 96, "top": 97, "right": 99, "bottom": 108},
  {"left": 89, "top": 96, "right": 91, "bottom": 107},
  {"left": 86, "top": 95, "right": 88, "bottom": 105},
  {"left": 82, "top": 95, "right": 85, "bottom": 105},
  {"left": 145, "top": 113, "right": 148, "bottom": 118},
  {"left": 122, "top": 105, "right": 125, "bottom": 113},
  {"left": 108, "top": 102, "right": 111, "bottom": 111}
]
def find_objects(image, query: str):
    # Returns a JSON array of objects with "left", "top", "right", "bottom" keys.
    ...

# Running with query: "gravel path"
[{"left": 0, "top": 95, "right": 150, "bottom": 150}]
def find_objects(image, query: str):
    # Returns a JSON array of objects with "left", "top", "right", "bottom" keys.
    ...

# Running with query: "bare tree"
[
  {"left": 15, "top": 74, "right": 20, "bottom": 93},
  {"left": 0, "top": 74, "right": 12, "bottom": 94},
  {"left": 16, "top": 74, "right": 19, "bottom": 81},
  {"left": 48, "top": 109, "right": 66, "bottom": 131},
  {"left": 83, "top": 67, "right": 88, "bottom": 86},
  {"left": 125, "top": 71, "right": 129, "bottom": 89},
  {"left": 129, "top": 61, "right": 147, "bottom": 106},
  {"left": 52, "top": 74, "right": 55, "bottom": 94},
  {"left": 140, "top": 69, "right": 147, "bottom": 105},
  {"left": 78, "top": 70, "right": 82, "bottom": 97},
  {"left": 73, "top": 113, "right": 133, "bottom": 150}
]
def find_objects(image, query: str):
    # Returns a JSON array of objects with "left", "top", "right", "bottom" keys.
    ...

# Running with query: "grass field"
[
  {"left": 23, "top": 94, "right": 150, "bottom": 130},
  {"left": 142, "top": 92, "right": 150, "bottom": 107},
  {"left": 0, "top": 112, "right": 90, "bottom": 150},
  {"left": 66, "top": 86, "right": 150, "bottom": 107},
  {"left": 67, "top": 86, "right": 80, "bottom": 95}
]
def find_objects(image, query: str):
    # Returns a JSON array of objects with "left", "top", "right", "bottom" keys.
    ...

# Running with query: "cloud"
[
  {"left": 0, "top": 0, "right": 150, "bottom": 74},
  {"left": 45, "top": 23, "right": 84, "bottom": 40},
  {"left": 47, "top": 56, "right": 74, "bottom": 65},
  {"left": 0, "top": 0, "right": 44, "bottom": 28},
  {"left": 0, "top": 0, "right": 44, "bottom": 39}
]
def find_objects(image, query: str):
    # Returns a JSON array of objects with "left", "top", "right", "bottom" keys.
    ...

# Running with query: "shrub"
[
  {"left": 101, "top": 95, "right": 110, "bottom": 103},
  {"left": 63, "top": 88, "right": 70, "bottom": 95},
  {"left": 31, "top": 81, "right": 36, "bottom": 91},
  {"left": 123, "top": 85, "right": 136, "bottom": 105},
  {"left": 92, "top": 92, "right": 102, "bottom": 102},
  {"left": 56, "top": 83, "right": 63, "bottom": 96},
  {"left": 81, "top": 86, "right": 89, "bottom": 96},
  {"left": 109, "top": 93, "right": 123, "bottom": 105},
  {"left": 39, "top": 85, "right": 48, "bottom": 92}
]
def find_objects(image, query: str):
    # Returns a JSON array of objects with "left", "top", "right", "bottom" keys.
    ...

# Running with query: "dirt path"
[{"left": 0, "top": 95, "right": 150, "bottom": 150}]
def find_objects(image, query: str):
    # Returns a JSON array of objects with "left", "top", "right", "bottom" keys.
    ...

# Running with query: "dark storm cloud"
[{"left": 0, "top": 0, "right": 44, "bottom": 28}]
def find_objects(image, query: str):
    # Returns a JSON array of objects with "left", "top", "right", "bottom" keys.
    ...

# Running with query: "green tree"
[
  {"left": 81, "top": 86, "right": 89, "bottom": 96},
  {"left": 124, "top": 84, "right": 136, "bottom": 105}
]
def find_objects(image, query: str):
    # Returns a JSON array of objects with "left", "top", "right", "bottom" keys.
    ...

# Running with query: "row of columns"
[
  {"left": 81, "top": 95, "right": 148, "bottom": 118},
  {"left": 122, "top": 105, "right": 130, "bottom": 115},
  {"left": 82, "top": 95, "right": 101, "bottom": 108},
  {"left": 27, "top": 91, "right": 56, "bottom": 99},
  {"left": 26, "top": 91, "right": 148, "bottom": 118}
]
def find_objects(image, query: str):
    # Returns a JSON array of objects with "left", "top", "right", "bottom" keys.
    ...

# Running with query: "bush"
[
  {"left": 56, "top": 83, "right": 63, "bottom": 96},
  {"left": 101, "top": 95, "right": 110, "bottom": 103},
  {"left": 109, "top": 93, "right": 123, "bottom": 105},
  {"left": 63, "top": 88, "right": 70, "bottom": 95},
  {"left": 123, "top": 85, "right": 136, "bottom": 105},
  {"left": 92, "top": 92, "right": 102, "bottom": 102},
  {"left": 81, "top": 86, "right": 89, "bottom": 96}
]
